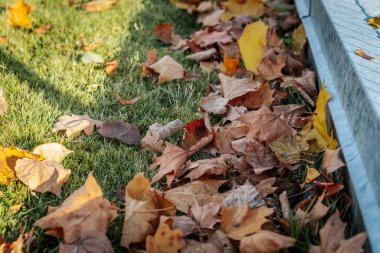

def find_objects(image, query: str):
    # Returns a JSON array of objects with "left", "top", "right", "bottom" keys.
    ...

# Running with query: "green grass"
[{"left": 0, "top": 0, "right": 213, "bottom": 251}]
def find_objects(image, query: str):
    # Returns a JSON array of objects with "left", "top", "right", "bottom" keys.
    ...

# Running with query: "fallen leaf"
[
  {"left": 368, "top": 16, "right": 380, "bottom": 29},
  {"left": 164, "top": 179, "right": 227, "bottom": 213},
  {"left": 182, "top": 240, "right": 221, "bottom": 253},
  {"left": 32, "top": 143, "right": 73, "bottom": 163},
  {"left": 98, "top": 120, "right": 140, "bottom": 145},
  {"left": 309, "top": 193, "right": 329, "bottom": 224},
  {"left": 191, "top": 201, "right": 220, "bottom": 229},
  {"left": 186, "top": 48, "right": 217, "bottom": 61},
  {"left": 200, "top": 95, "right": 228, "bottom": 115},
  {"left": 105, "top": 60, "right": 118, "bottom": 75},
  {"left": 212, "top": 125, "right": 249, "bottom": 154},
  {"left": 197, "top": 8, "right": 224, "bottom": 27},
  {"left": 9, "top": 203, "right": 23, "bottom": 214},
  {"left": 322, "top": 148, "right": 345, "bottom": 174},
  {"left": 149, "top": 143, "right": 188, "bottom": 187},
  {"left": 309, "top": 211, "right": 367, "bottom": 253},
  {"left": 0, "top": 88, "right": 7, "bottom": 116},
  {"left": 255, "top": 177, "right": 277, "bottom": 197},
  {"left": 52, "top": 114, "right": 103, "bottom": 138},
  {"left": 354, "top": 49, "right": 375, "bottom": 61},
  {"left": 35, "top": 25, "right": 53, "bottom": 34},
  {"left": 34, "top": 174, "right": 117, "bottom": 252},
  {"left": 232, "top": 82, "right": 275, "bottom": 110},
  {"left": 153, "top": 23, "right": 175, "bottom": 44},
  {"left": 231, "top": 137, "right": 278, "bottom": 174},
  {"left": 81, "top": 52, "right": 104, "bottom": 64},
  {"left": 238, "top": 20, "right": 268, "bottom": 74},
  {"left": 300, "top": 85, "right": 338, "bottom": 151},
  {"left": 221, "top": 55, "right": 240, "bottom": 76},
  {"left": 219, "top": 73, "right": 259, "bottom": 101},
  {"left": 304, "top": 167, "right": 320, "bottom": 184},
  {"left": 148, "top": 55, "right": 186, "bottom": 84},
  {"left": 258, "top": 47, "right": 287, "bottom": 80},
  {"left": 221, "top": 204, "right": 273, "bottom": 240},
  {"left": 293, "top": 24, "right": 306, "bottom": 51},
  {"left": 184, "top": 157, "right": 230, "bottom": 181},
  {"left": 221, "top": 0, "right": 264, "bottom": 21},
  {"left": 240, "top": 230, "right": 296, "bottom": 253},
  {"left": 0, "top": 228, "right": 33, "bottom": 253},
  {"left": 15, "top": 158, "right": 71, "bottom": 196},
  {"left": 268, "top": 134, "right": 308, "bottom": 164},
  {"left": 279, "top": 191, "right": 291, "bottom": 220},
  {"left": 222, "top": 106, "right": 248, "bottom": 124},
  {"left": 273, "top": 104, "right": 307, "bottom": 128},
  {"left": 141, "top": 49, "right": 158, "bottom": 77},
  {"left": 315, "top": 182, "right": 344, "bottom": 198},
  {"left": 7, "top": 0, "right": 34, "bottom": 29},
  {"left": 223, "top": 181, "right": 265, "bottom": 209},
  {"left": 200, "top": 61, "right": 220, "bottom": 72},
  {"left": 146, "top": 217, "right": 185, "bottom": 253},
  {"left": 238, "top": 106, "right": 295, "bottom": 142},
  {"left": 0, "top": 36, "right": 7, "bottom": 44},
  {"left": 182, "top": 114, "right": 214, "bottom": 154},
  {"left": 82, "top": 0, "right": 117, "bottom": 12},
  {"left": 282, "top": 70, "right": 317, "bottom": 96},
  {"left": 115, "top": 92, "right": 139, "bottom": 106},
  {"left": 168, "top": 216, "right": 198, "bottom": 236},
  {"left": 194, "top": 30, "right": 233, "bottom": 47}
]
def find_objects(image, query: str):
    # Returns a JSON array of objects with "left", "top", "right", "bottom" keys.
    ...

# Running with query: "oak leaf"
[
  {"left": 32, "top": 143, "right": 73, "bottom": 163},
  {"left": 98, "top": 120, "right": 140, "bottom": 145},
  {"left": 238, "top": 21, "right": 268, "bottom": 74},
  {"left": 0, "top": 88, "right": 7, "bottom": 116},
  {"left": 219, "top": 73, "right": 259, "bottom": 101},
  {"left": 6, "top": 0, "right": 34, "bottom": 29},
  {"left": 221, "top": 0, "right": 264, "bottom": 21},
  {"left": 240, "top": 230, "right": 296, "bottom": 253},
  {"left": 191, "top": 201, "right": 220, "bottom": 229},
  {"left": 33, "top": 174, "right": 117, "bottom": 252},
  {"left": 322, "top": 148, "right": 345, "bottom": 174},
  {"left": 221, "top": 204, "right": 274, "bottom": 240},
  {"left": 82, "top": 0, "right": 117, "bottom": 12},
  {"left": 148, "top": 56, "right": 186, "bottom": 84},
  {"left": 52, "top": 115, "right": 103, "bottom": 138},
  {"left": 268, "top": 134, "right": 308, "bottom": 164}
]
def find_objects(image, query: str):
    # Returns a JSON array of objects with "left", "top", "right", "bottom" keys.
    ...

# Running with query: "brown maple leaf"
[
  {"left": 98, "top": 120, "right": 140, "bottom": 145},
  {"left": 148, "top": 55, "right": 186, "bottom": 84},
  {"left": 191, "top": 200, "right": 220, "bottom": 229}
]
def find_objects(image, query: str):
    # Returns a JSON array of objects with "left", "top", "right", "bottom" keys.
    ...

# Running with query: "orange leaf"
[{"left": 6, "top": 0, "right": 34, "bottom": 29}]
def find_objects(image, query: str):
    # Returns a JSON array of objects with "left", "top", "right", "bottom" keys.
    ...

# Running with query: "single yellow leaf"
[
  {"left": 0, "top": 150, "right": 15, "bottom": 185},
  {"left": 368, "top": 16, "right": 380, "bottom": 29},
  {"left": 293, "top": 24, "right": 306, "bottom": 51},
  {"left": 82, "top": 0, "right": 118, "bottom": 12},
  {"left": 305, "top": 167, "right": 320, "bottom": 183},
  {"left": 32, "top": 143, "right": 73, "bottom": 163},
  {"left": 6, "top": 0, "right": 34, "bottom": 29},
  {"left": 221, "top": 0, "right": 264, "bottom": 21},
  {"left": 301, "top": 85, "right": 338, "bottom": 151},
  {"left": 238, "top": 20, "right": 268, "bottom": 74}
]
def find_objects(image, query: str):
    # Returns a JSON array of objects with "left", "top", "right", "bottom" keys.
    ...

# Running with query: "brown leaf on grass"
[
  {"left": 164, "top": 179, "right": 227, "bottom": 213},
  {"left": 148, "top": 55, "right": 186, "bottom": 84},
  {"left": 191, "top": 201, "right": 220, "bottom": 229},
  {"left": 146, "top": 217, "right": 185, "bottom": 253},
  {"left": 212, "top": 125, "right": 249, "bottom": 154},
  {"left": 194, "top": 30, "right": 233, "bottom": 47},
  {"left": 223, "top": 181, "right": 265, "bottom": 209},
  {"left": 186, "top": 48, "right": 217, "bottom": 61},
  {"left": 153, "top": 23, "right": 178, "bottom": 44},
  {"left": 197, "top": 8, "right": 224, "bottom": 27},
  {"left": 200, "top": 95, "right": 228, "bottom": 115},
  {"left": 231, "top": 138, "right": 278, "bottom": 174},
  {"left": 35, "top": 25, "right": 53, "bottom": 34},
  {"left": 222, "top": 106, "right": 248, "bottom": 124},
  {"left": 115, "top": 92, "right": 139, "bottom": 106},
  {"left": 149, "top": 143, "right": 188, "bottom": 187},
  {"left": 32, "top": 143, "right": 73, "bottom": 163},
  {"left": 98, "top": 120, "right": 140, "bottom": 145},
  {"left": 184, "top": 157, "right": 230, "bottom": 181},
  {"left": 238, "top": 106, "right": 295, "bottom": 142},
  {"left": 141, "top": 49, "right": 158, "bottom": 77},
  {"left": 0, "top": 88, "right": 7, "bottom": 116},
  {"left": 322, "top": 148, "right": 345, "bottom": 174},
  {"left": 200, "top": 61, "right": 220, "bottom": 72},
  {"left": 231, "top": 82, "right": 275, "bottom": 110},
  {"left": 354, "top": 49, "right": 375, "bottom": 61},
  {"left": 309, "top": 211, "right": 367, "bottom": 253},
  {"left": 104, "top": 60, "right": 118, "bottom": 75},
  {"left": 52, "top": 114, "right": 103, "bottom": 138},
  {"left": 221, "top": 204, "right": 274, "bottom": 240},
  {"left": 219, "top": 73, "right": 259, "bottom": 101},
  {"left": 141, "top": 119, "right": 183, "bottom": 153},
  {"left": 9, "top": 203, "right": 23, "bottom": 214},
  {"left": 268, "top": 134, "right": 308, "bottom": 164},
  {"left": 182, "top": 114, "right": 214, "bottom": 155},
  {"left": 240, "top": 230, "right": 296, "bottom": 253},
  {"left": 82, "top": 0, "right": 117, "bottom": 12},
  {"left": 34, "top": 174, "right": 117, "bottom": 252},
  {"left": 258, "top": 47, "right": 287, "bottom": 80},
  {"left": 15, "top": 159, "right": 71, "bottom": 196},
  {"left": 273, "top": 104, "right": 306, "bottom": 128},
  {"left": 0, "top": 228, "right": 33, "bottom": 253},
  {"left": 255, "top": 177, "right": 277, "bottom": 197}
]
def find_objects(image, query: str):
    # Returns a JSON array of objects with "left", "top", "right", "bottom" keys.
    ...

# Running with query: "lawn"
[{"left": 0, "top": 0, "right": 210, "bottom": 251}]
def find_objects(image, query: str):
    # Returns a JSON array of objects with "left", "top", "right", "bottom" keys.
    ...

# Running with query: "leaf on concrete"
[
  {"left": 221, "top": 204, "right": 273, "bottom": 240},
  {"left": 223, "top": 181, "right": 265, "bottom": 209},
  {"left": 219, "top": 73, "right": 259, "bottom": 101},
  {"left": 221, "top": 0, "right": 264, "bottom": 21},
  {"left": 52, "top": 115, "right": 103, "bottom": 138},
  {"left": 240, "top": 230, "right": 296, "bottom": 253},
  {"left": 238, "top": 20, "right": 267, "bottom": 74},
  {"left": 6, "top": 0, "right": 34, "bottom": 29},
  {"left": 191, "top": 201, "right": 220, "bottom": 229},
  {"left": 368, "top": 16, "right": 380, "bottom": 29},
  {"left": 81, "top": 52, "right": 104, "bottom": 64},
  {"left": 148, "top": 56, "right": 186, "bottom": 84},
  {"left": 322, "top": 148, "right": 345, "bottom": 174},
  {"left": 146, "top": 217, "right": 185, "bottom": 253},
  {"left": 33, "top": 174, "right": 117, "bottom": 252},
  {"left": 32, "top": 143, "right": 73, "bottom": 163},
  {"left": 98, "top": 120, "right": 140, "bottom": 145},
  {"left": 15, "top": 159, "right": 71, "bottom": 196},
  {"left": 268, "top": 134, "right": 308, "bottom": 164},
  {"left": 82, "top": 0, "right": 118, "bottom": 12},
  {"left": 0, "top": 88, "right": 7, "bottom": 116}
]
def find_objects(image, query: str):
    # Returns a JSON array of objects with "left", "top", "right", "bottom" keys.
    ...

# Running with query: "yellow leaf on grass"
[
  {"left": 368, "top": 16, "right": 380, "bottom": 29},
  {"left": 301, "top": 85, "right": 337, "bottom": 151},
  {"left": 238, "top": 21, "right": 267, "bottom": 75},
  {"left": 221, "top": 0, "right": 264, "bottom": 21},
  {"left": 6, "top": 0, "right": 34, "bottom": 29},
  {"left": 32, "top": 143, "right": 73, "bottom": 163}
]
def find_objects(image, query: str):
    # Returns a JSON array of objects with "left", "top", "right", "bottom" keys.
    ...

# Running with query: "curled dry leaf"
[
  {"left": 82, "top": 0, "right": 118, "bottom": 12},
  {"left": 141, "top": 48, "right": 158, "bottom": 77},
  {"left": 35, "top": 25, "right": 53, "bottom": 35},
  {"left": 98, "top": 120, "right": 140, "bottom": 145},
  {"left": 221, "top": 0, "right": 264, "bottom": 21},
  {"left": 184, "top": 156, "right": 230, "bottom": 181},
  {"left": 6, "top": 0, "right": 34, "bottom": 29},
  {"left": 200, "top": 95, "right": 228, "bottom": 115},
  {"left": 146, "top": 217, "right": 185, "bottom": 253},
  {"left": 52, "top": 114, "right": 103, "bottom": 138},
  {"left": 258, "top": 47, "right": 287, "bottom": 80},
  {"left": 148, "top": 55, "right": 186, "bottom": 84},
  {"left": 191, "top": 201, "right": 220, "bottom": 229},
  {"left": 231, "top": 82, "right": 275, "bottom": 110},
  {"left": 223, "top": 181, "right": 265, "bottom": 209},
  {"left": 115, "top": 92, "right": 139, "bottom": 106},
  {"left": 219, "top": 73, "right": 259, "bottom": 101},
  {"left": 15, "top": 158, "right": 71, "bottom": 196},
  {"left": 323, "top": 148, "right": 345, "bottom": 174},
  {"left": 197, "top": 8, "right": 224, "bottom": 27},
  {"left": 268, "top": 134, "right": 308, "bottom": 164},
  {"left": 0, "top": 88, "right": 7, "bottom": 116},
  {"left": 182, "top": 114, "right": 214, "bottom": 155},
  {"left": 240, "top": 230, "right": 296, "bottom": 253},
  {"left": 33, "top": 174, "right": 117, "bottom": 252},
  {"left": 105, "top": 60, "right": 118, "bottom": 75},
  {"left": 186, "top": 48, "right": 216, "bottom": 61},
  {"left": 32, "top": 143, "right": 73, "bottom": 163},
  {"left": 194, "top": 30, "right": 233, "bottom": 47},
  {"left": 221, "top": 204, "right": 274, "bottom": 240},
  {"left": 238, "top": 20, "right": 268, "bottom": 74},
  {"left": 153, "top": 23, "right": 175, "bottom": 44},
  {"left": 354, "top": 49, "right": 375, "bottom": 61}
]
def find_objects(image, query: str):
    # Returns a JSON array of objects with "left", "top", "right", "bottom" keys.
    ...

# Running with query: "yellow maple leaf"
[
  {"left": 6, "top": 0, "right": 34, "bottom": 29},
  {"left": 221, "top": 0, "right": 264, "bottom": 21},
  {"left": 301, "top": 85, "right": 338, "bottom": 151},
  {"left": 238, "top": 20, "right": 268, "bottom": 75}
]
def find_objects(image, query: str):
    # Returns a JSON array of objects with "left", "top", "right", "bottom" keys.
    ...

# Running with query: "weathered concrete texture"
[{"left": 295, "top": 0, "right": 380, "bottom": 252}]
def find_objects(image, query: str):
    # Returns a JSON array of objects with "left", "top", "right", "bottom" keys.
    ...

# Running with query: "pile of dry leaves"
[{"left": 0, "top": 0, "right": 368, "bottom": 252}]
